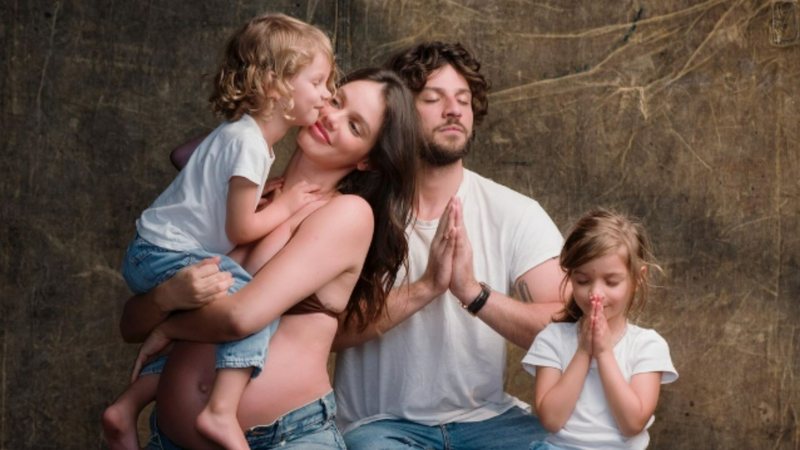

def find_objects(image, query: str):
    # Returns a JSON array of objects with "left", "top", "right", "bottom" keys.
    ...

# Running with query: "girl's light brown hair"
[
  {"left": 209, "top": 13, "right": 335, "bottom": 121},
  {"left": 556, "top": 208, "right": 661, "bottom": 322}
]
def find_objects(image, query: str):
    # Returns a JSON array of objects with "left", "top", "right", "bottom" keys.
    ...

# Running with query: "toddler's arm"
[{"left": 226, "top": 177, "right": 320, "bottom": 244}]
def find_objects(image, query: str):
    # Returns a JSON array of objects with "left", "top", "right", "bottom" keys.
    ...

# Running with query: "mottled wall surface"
[{"left": 2, "top": 1, "right": 798, "bottom": 449}]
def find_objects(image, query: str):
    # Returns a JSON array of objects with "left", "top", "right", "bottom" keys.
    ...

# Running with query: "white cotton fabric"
[
  {"left": 523, "top": 322, "right": 678, "bottom": 450},
  {"left": 137, "top": 114, "right": 273, "bottom": 254},
  {"left": 335, "top": 169, "right": 564, "bottom": 431}
]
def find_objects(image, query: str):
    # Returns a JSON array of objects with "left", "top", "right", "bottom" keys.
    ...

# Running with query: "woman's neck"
[{"left": 280, "top": 150, "right": 348, "bottom": 199}]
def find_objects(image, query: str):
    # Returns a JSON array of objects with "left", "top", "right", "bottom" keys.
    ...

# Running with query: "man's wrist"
[{"left": 462, "top": 282, "right": 491, "bottom": 315}]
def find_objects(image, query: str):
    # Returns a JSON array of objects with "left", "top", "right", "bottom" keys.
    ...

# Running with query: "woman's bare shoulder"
[{"left": 304, "top": 194, "right": 374, "bottom": 234}]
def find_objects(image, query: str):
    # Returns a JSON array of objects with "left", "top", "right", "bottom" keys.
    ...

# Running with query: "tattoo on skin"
[{"left": 517, "top": 281, "right": 533, "bottom": 303}]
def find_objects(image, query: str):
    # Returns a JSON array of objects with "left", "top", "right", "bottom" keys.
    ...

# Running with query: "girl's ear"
[{"left": 636, "top": 265, "right": 648, "bottom": 287}]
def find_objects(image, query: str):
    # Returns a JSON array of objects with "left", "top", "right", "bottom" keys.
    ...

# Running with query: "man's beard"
[{"left": 419, "top": 136, "right": 472, "bottom": 166}]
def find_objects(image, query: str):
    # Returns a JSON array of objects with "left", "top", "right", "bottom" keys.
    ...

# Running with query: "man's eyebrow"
[{"left": 339, "top": 90, "right": 372, "bottom": 137}]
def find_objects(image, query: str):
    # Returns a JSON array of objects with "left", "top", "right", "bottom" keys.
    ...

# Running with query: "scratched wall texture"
[{"left": 1, "top": 1, "right": 798, "bottom": 448}]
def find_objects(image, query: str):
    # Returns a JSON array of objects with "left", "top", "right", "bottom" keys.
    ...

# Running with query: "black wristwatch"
[{"left": 464, "top": 282, "right": 491, "bottom": 315}]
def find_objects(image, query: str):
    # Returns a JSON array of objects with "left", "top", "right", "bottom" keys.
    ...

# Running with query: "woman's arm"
[
  {"left": 158, "top": 194, "right": 374, "bottom": 342},
  {"left": 119, "top": 257, "right": 233, "bottom": 342},
  {"left": 332, "top": 197, "right": 458, "bottom": 350}
]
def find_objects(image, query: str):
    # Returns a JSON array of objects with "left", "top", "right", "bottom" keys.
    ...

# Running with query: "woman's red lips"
[{"left": 312, "top": 122, "right": 331, "bottom": 144}]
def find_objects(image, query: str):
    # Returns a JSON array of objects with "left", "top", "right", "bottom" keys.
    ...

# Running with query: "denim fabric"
[
  {"left": 122, "top": 234, "right": 202, "bottom": 295},
  {"left": 123, "top": 233, "right": 278, "bottom": 377},
  {"left": 147, "top": 392, "right": 345, "bottom": 450},
  {"left": 529, "top": 440, "right": 567, "bottom": 450},
  {"left": 343, "top": 406, "right": 548, "bottom": 450}
]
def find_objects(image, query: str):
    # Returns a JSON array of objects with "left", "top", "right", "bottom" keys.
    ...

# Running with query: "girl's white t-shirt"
[
  {"left": 137, "top": 114, "right": 273, "bottom": 255},
  {"left": 523, "top": 322, "right": 678, "bottom": 450}
]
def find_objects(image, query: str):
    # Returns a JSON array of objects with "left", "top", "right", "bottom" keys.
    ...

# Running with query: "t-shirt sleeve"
[
  {"left": 226, "top": 134, "right": 269, "bottom": 185},
  {"left": 509, "top": 199, "right": 564, "bottom": 282},
  {"left": 522, "top": 324, "right": 564, "bottom": 377},
  {"left": 633, "top": 330, "right": 679, "bottom": 384}
]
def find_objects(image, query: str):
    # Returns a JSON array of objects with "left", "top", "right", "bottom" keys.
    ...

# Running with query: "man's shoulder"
[{"left": 463, "top": 169, "right": 544, "bottom": 212}]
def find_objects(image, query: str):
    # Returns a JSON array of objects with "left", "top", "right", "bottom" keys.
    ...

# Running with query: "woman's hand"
[
  {"left": 156, "top": 257, "right": 233, "bottom": 312},
  {"left": 130, "top": 327, "right": 172, "bottom": 383}
]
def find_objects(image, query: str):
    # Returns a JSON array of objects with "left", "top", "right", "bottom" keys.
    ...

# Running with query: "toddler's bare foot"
[
  {"left": 102, "top": 402, "right": 140, "bottom": 450},
  {"left": 196, "top": 406, "right": 249, "bottom": 450}
]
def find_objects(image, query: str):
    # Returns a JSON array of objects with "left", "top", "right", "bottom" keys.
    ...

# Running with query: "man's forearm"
[{"left": 474, "top": 294, "right": 563, "bottom": 348}]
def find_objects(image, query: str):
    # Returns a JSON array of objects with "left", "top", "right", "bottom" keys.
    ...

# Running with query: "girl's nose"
[{"left": 321, "top": 85, "right": 332, "bottom": 100}]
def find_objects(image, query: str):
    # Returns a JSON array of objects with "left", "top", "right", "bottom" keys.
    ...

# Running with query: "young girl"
[
  {"left": 523, "top": 209, "right": 678, "bottom": 450},
  {"left": 102, "top": 13, "right": 335, "bottom": 450}
]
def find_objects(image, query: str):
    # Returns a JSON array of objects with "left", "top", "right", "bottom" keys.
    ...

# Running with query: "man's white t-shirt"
[
  {"left": 523, "top": 322, "right": 678, "bottom": 450},
  {"left": 334, "top": 169, "right": 563, "bottom": 431},
  {"left": 137, "top": 114, "right": 273, "bottom": 255}
]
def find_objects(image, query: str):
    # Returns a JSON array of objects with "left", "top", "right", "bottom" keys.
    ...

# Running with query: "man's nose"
[{"left": 443, "top": 97, "right": 463, "bottom": 118}]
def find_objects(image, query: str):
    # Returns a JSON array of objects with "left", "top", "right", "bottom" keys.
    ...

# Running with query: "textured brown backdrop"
[{"left": 2, "top": 1, "right": 798, "bottom": 448}]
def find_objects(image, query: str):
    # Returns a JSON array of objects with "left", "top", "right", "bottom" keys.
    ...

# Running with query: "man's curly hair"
[{"left": 384, "top": 41, "right": 490, "bottom": 125}]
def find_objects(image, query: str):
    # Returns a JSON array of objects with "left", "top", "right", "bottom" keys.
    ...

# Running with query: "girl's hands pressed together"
[
  {"left": 577, "top": 312, "right": 593, "bottom": 356},
  {"left": 590, "top": 293, "right": 614, "bottom": 356}
]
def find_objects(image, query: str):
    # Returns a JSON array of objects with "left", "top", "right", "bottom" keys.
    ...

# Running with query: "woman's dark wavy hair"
[
  {"left": 385, "top": 41, "right": 490, "bottom": 125},
  {"left": 335, "top": 68, "right": 420, "bottom": 331}
]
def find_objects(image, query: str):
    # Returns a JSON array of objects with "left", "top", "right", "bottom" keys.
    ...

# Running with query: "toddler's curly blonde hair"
[{"left": 210, "top": 13, "right": 335, "bottom": 122}]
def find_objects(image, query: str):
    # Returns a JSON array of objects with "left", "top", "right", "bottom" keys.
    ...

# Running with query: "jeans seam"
[{"left": 440, "top": 424, "right": 451, "bottom": 450}]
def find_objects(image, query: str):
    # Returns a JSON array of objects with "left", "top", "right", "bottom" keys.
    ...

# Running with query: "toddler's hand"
[{"left": 277, "top": 181, "right": 321, "bottom": 214}]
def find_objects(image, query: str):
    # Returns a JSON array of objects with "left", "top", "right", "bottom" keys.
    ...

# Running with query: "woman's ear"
[{"left": 356, "top": 159, "right": 371, "bottom": 171}]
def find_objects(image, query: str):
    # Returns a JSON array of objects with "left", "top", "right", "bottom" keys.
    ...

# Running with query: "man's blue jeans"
[{"left": 343, "top": 406, "right": 547, "bottom": 450}]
